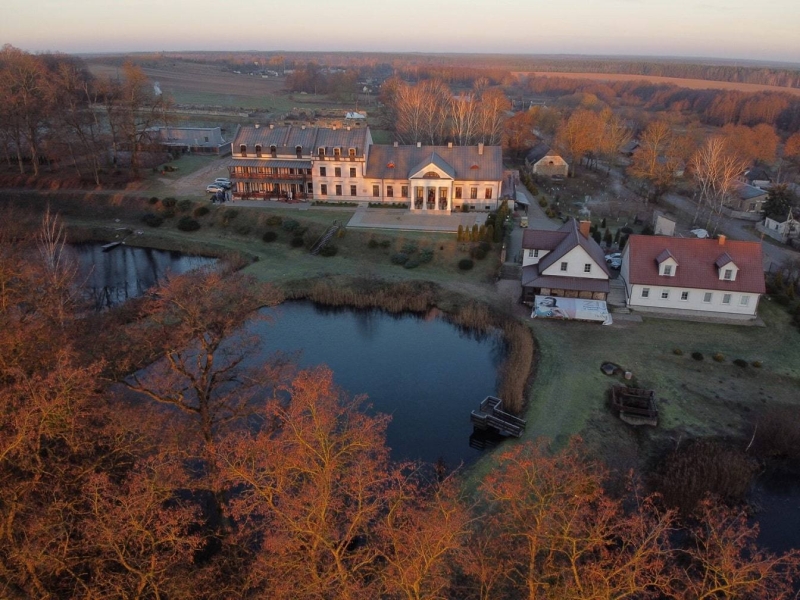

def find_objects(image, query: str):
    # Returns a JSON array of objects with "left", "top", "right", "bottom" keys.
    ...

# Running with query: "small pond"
[
  {"left": 72, "top": 243, "right": 217, "bottom": 309},
  {"left": 249, "top": 301, "right": 506, "bottom": 466}
]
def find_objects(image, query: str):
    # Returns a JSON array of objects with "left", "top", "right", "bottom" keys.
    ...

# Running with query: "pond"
[
  {"left": 72, "top": 243, "right": 217, "bottom": 309},
  {"left": 249, "top": 301, "right": 506, "bottom": 467}
]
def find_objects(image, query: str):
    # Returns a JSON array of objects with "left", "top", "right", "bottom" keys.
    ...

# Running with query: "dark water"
[
  {"left": 72, "top": 243, "right": 217, "bottom": 308},
  {"left": 249, "top": 301, "right": 505, "bottom": 466},
  {"left": 753, "top": 466, "right": 800, "bottom": 554}
]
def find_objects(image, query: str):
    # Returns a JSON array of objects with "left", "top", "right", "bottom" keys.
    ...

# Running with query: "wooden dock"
[
  {"left": 470, "top": 396, "right": 527, "bottom": 438},
  {"left": 610, "top": 386, "right": 658, "bottom": 427}
]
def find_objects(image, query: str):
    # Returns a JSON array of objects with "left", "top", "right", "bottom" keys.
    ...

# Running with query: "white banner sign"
[{"left": 531, "top": 295, "right": 613, "bottom": 325}]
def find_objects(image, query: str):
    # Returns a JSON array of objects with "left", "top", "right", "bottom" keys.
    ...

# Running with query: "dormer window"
[
  {"left": 663, "top": 265, "right": 672, "bottom": 276},
  {"left": 656, "top": 249, "right": 678, "bottom": 277},
  {"left": 296, "top": 145, "right": 303, "bottom": 158},
  {"left": 255, "top": 144, "right": 262, "bottom": 157},
  {"left": 349, "top": 147, "right": 356, "bottom": 157},
  {"left": 334, "top": 147, "right": 341, "bottom": 158},
  {"left": 724, "top": 269, "right": 733, "bottom": 280},
  {"left": 270, "top": 145, "right": 277, "bottom": 158},
  {"left": 240, "top": 144, "right": 247, "bottom": 157},
  {"left": 318, "top": 147, "right": 325, "bottom": 158},
  {"left": 715, "top": 252, "right": 738, "bottom": 281}
]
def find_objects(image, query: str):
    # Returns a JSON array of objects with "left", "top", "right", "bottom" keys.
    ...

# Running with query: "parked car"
[
  {"left": 607, "top": 257, "right": 622, "bottom": 269},
  {"left": 214, "top": 178, "right": 232, "bottom": 189},
  {"left": 605, "top": 252, "right": 621, "bottom": 262},
  {"left": 206, "top": 184, "right": 226, "bottom": 194}
]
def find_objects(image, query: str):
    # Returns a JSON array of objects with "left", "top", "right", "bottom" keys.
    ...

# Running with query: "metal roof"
[
  {"left": 521, "top": 265, "right": 610, "bottom": 293},
  {"left": 365, "top": 145, "right": 502, "bottom": 181},
  {"left": 229, "top": 159, "right": 312, "bottom": 169},
  {"left": 232, "top": 125, "right": 369, "bottom": 156}
]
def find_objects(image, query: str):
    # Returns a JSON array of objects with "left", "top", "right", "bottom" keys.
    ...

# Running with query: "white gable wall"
[
  {"left": 522, "top": 249, "right": 550, "bottom": 267},
  {"left": 540, "top": 246, "right": 606, "bottom": 279}
]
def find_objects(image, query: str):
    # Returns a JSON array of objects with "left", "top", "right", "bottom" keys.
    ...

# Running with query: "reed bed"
[{"left": 286, "top": 279, "right": 437, "bottom": 314}]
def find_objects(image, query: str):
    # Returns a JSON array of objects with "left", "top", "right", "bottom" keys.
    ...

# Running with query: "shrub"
[
  {"left": 401, "top": 242, "right": 418, "bottom": 254},
  {"left": 262, "top": 231, "right": 277, "bottom": 243},
  {"left": 336, "top": 228, "right": 346, "bottom": 239},
  {"left": 391, "top": 253, "right": 409, "bottom": 265},
  {"left": 161, "top": 207, "right": 176, "bottom": 219},
  {"left": 751, "top": 405, "right": 800, "bottom": 461},
  {"left": 458, "top": 258, "right": 474, "bottom": 271},
  {"left": 148, "top": 196, "right": 160, "bottom": 205},
  {"left": 161, "top": 197, "right": 177, "bottom": 208},
  {"left": 419, "top": 249, "right": 434, "bottom": 264},
  {"left": 142, "top": 213, "right": 163, "bottom": 227},
  {"left": 404, "top": 258, "right": 420, "bottom": 269},
  {"left": 712, "top": 352, "right": 725, "bottom": 362},
  {"left": 290, "top": 237, "right": 305, "bottom": 248},
  {"left": 294, "top": 226, "right": 308, "bottom": 237},
  {"left": 367, "top": 239, "right": 379, "bottom": 249},
  {"left": 472, "top": 247, "right": 488, "bottom": 260},
  {"left": 282, "top": 218, "right": 300, "bottom": 232},
  {"left": 672, "top": 348, "right": 683, "bottom": 356},
  {"left": 379, "top": 240, "right": 391, "bottom": 249},
  {"left": 621, "top": 226, "right": 633, "bottom": 234},
  {"left": 193, "top": 205, "right": 210, "bottom": 217},
  {"left": 733, "top": 358, "right": 748, "bottom": 368},
  {"left": 319, "top": 244, "right": 338, "bottom": 257},
  {"left": 177, "top": 199, "right": 193, "bottom": 212},
  {"left": 538, "top": 198, "right": 547, "bottom": 207},
  {"left": 691, "top": 352, "right": 704, "bottom": 361},
  {"left": 751, "top": 360, "right": 763, "bottom": 368},
  {"left": 176, "top": 217, "right": 200, "bottom": 232},
  {"left": 235, "top": 225, "right": 251, "bottom": 236},
  {"left": 223, "top": 208, "right": 238, "bottom": 220},
  {"left": 266, "top": 215, "right": 283, "bottom": 226}
]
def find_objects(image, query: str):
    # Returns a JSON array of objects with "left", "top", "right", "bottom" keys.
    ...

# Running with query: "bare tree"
[
  {"left": 691, "top": 136, "right": 749, "bottom": 232},
  {"left": 450, "top": 92, "right": 479, "bottom": 147}
]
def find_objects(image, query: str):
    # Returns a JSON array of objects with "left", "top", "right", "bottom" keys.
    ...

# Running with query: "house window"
[
  {"left": 335, "top": 185, "right": 342, "bottom": 196},
  {"left": 528, "top": 249, "right": 534, "bottom": 258},
  {"left": 663, "top": 265, "right": 672, "bottom": 276},
  {"left": 470, "top": 188, "right": 478, "bottom": 199},
  {"left": 348, "top": 148, "right": 356, "bottom": 158},
  {"left": 401, "top": 186, "right": 408, "bottom": 198},
  {"left": 534, "top": 249, "right": 539, "bottom": 258},
  {"left": 387, "top": 186, "right": 394, "bottom": 198},
  {"left": 334, "top": 147, "right": 341, "bottom": 158},
  {"left": 320, "top": 184, "right": 328, "bottom": 195},
  {"left": 240, "top": 144, "right": 247, "bottom": 157},
  {"left": 416, "top": 187, "right": 423, "bottom": 200},
  {"left": 296, "top": 146, "right": 303, "bottom": 158},
  {"left": 703, "top": 292, "right": 713, "bottom": 303},
  {"left": 722, "top": 293, "right": 732, "bottom": 305},
  {"left": 724, "top": 269, "right": 733, "bottom": 280},
  {"left": 455, "top": 187, "right": 462, "bottom": 199},
  {"left": 307, "top": 182, "right": 313, "bottom": 193},
  {"left": 320, "top": 166, "right": 327, "bottom": 177},
  {"left": 349, "top": 167, "right": 357, "bottom": 178},
  {"left": 661, "top": 290, "right": 670, "bottom": 300},
  {"left": 680, "top": 291, "right": 689, "bottom": 301},
  {"left": 485, "top": 188, "right": 493, "bottom": 199},
  {"left": 641, "top": 288, "right": 650, "bottom": 298},
  {"left": 318, "top": 147, "right": 325, "bottom": 158},
  {"left": 270, "top": 145, "right": 277, "bottom": 158},
  {"left": 350, "top": 185, "right": 357, "bottom": 197},
  {"left": 560, "top": 262, "right": 568, "bottom": 272},
  {"left": 584, "top": 264, "right": 592, "bottom": 273},
  {"left": 372, "top": 185, "right": 380, "bottom": 197},
  {"left": 740, "top": 295, "right": 749, "bottom": 306},
  {"left": 335, "top": 167, "right": 342, "bottom": 177}
]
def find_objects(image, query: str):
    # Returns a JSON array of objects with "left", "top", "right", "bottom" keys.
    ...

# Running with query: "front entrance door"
[{"left": 427, "top": 188, "right": 436, "bottom": 209}]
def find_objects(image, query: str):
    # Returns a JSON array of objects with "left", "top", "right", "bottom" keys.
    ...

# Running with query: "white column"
[
  {"left": 422, "top": 186, "right": 427, "bottom": 211},
  {"left": 447, "top": 181, "right": 453, "bottom": 212}
]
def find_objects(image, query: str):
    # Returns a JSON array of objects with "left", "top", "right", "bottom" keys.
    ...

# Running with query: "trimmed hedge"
[
  {"left": 176, "top": 217, "right": 201, "bottom": 232},
  {"left": 142, "top": 213, "right": 164, "bottom": 227},
  {"left": 262, "top": 231, "right": 277, "bottom": 243},
  {"left": 458, "top": 258, "right": 474, "bottom": 271}
]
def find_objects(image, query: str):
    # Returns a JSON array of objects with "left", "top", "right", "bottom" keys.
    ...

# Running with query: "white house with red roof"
[
  {"left": 620, "top": 234, "right": 766, "bottom": 319},
  {"left": 521, "top": 219, "right": 611, "bottom": 303}
]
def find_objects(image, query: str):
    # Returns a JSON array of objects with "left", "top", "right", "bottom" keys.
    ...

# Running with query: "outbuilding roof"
[
  {"left": 625, "top": 235, "right": 765, "bottom": 294},
  {"left": 523, "top": 219, "right": 610, "bottom": 277},
  {"left": 233, "top": 125, "right": 369, "bottom": 156}
]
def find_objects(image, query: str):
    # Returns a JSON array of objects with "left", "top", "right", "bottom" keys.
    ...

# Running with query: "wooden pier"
[
  {"left": 470, "top": 396, "right": 527, "bottom": 438},
  {"left": 610, "top": 386, "right": 658, "bottom": 427}
]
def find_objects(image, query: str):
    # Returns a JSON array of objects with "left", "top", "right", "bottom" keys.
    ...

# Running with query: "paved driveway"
[{"left": 506, "top": 187, "right": 561, "bottom": 264}]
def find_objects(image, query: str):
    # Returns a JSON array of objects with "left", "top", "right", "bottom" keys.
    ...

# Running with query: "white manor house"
[{"left": 227, "top": 124, "right": 504, "bottom": 212}]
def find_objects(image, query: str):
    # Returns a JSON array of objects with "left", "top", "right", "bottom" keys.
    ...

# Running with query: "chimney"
[
  {"left": 301, "top": 125, "right": 306, "bottom": 130},
  {"left": 448, "top": 142, "right": 453, "bottom": 148},
  {"left": 269, "top": 124, "right": 274, "bottom": 130},
  {"left": 478, "top": 143, "right": 484, "bottom": 155},
  {"left": 416, "top": 142, "right": 421, "bottom": 148},
  {"left": 254, "top": 123, "right": 260, "bottom": 129},
  {"left": 346, "top": 126, "right": 351, "bottom": 131},
  {"left": 579, "top": 220, "right": 591, "bottom": 239},
  {"left": 718, "top": 234, "right": 726, "bottom": 246},
  {"left": 393, "top": 141, "right": 398, "bottom": 148}
]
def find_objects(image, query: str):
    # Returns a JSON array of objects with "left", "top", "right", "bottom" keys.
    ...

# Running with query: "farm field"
[{"left": 514, "top": 70, "right": 800, "bottom": 96}]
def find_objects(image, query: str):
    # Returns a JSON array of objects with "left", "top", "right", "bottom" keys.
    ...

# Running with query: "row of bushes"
[
  {"left": 673, "top": 348, "right": 762, "bottom": 368},
  {"left": 312, "top": 201, "right": 358, "bottom": 207}
]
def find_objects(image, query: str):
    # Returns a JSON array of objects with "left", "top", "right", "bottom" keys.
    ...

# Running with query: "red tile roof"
[{"left": 625, "top": 235, "right": 765, "bottom": 294}]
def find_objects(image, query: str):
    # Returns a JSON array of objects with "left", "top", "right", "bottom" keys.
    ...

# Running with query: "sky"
[{"left": 2, "top": 0, "right": 799, "bottom": 63}]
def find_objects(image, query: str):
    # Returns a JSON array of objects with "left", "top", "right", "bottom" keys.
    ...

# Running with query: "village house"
[
  {"left": 525, "top": 143, "right": 569, "bottom": 178},
  {"left": 620, "top": 235, "right": 765, "bottom": 319},
  {"left": 521, "top": 219, "right": 611, "bottom": 303},
  {"left": 728, "top": 182, "right": 768, "bottom": 213},
  {"left": 758, "top": 207, "right": 800, "bottom": 245},
  {"left": 228, "top": 125, "right": 504, "bottom": 210}
]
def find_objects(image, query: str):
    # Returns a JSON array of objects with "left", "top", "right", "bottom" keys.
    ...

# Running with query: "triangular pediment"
[{"left": 409, "top": 152, "right": 455, "bottom": 179}]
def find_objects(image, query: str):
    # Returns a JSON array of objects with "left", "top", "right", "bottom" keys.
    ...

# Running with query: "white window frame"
[
  {"left": 661, "top": 290, "right": 670, "bottom": 300},
  {"left": 663, "top": 265, "right": 672, "bottom": 276},
  {"left": 584, "top": 263, "right": 592, "bottom": 273},
  {"left": 680, "top": 291, "right": 689, "bottom": 301},
  {"left": 641, "top": 287, "right": 650, "bottom": 298},
  {"left": 740, "top": 295, "right": 749, "bottom": 306},
  {"left": 703, "top": 292, "right": 713, "bottom": 303},
  {"left": 533, "top": 249, "right": 539, "bottom": 258},
  {"left": 722, "top": 293, "right": 732, "bottom": 305},
  {"left": 560, "top": 262, "right": 568, "bottom": 272},
  {"left": 724, "top": 269, "right": 733, "bottom": 280},
  {"left": 528, "top": 249, "right": 534, "bottom": 258}
]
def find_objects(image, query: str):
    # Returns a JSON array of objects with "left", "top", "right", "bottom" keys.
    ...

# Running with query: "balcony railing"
[{"left": 229, "top": 171, "right": 308, "bottom": 181}]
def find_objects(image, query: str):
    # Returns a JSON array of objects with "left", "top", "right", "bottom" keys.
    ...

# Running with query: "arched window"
[
  {"left": 255, "top": 144, "right": 262, "bottom": 157},
  {"left": 333, "top": 147, "right": 341, "bottom": 158},
  {"left": 423, "top": 171, "right": 440, "bottom": 179}
]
